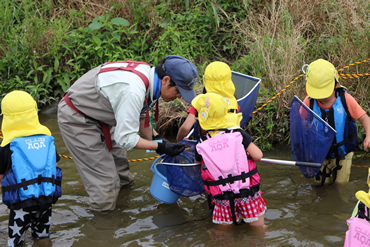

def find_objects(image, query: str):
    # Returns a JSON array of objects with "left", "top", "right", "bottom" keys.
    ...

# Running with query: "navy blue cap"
[{"left": 163, "top": 55, "right": 198, "bottom": 103}]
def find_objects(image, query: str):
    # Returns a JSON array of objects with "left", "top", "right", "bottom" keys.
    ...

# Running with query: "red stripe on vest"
[{"left": 64, "top": 94, "right": 113, "bottom": 151}]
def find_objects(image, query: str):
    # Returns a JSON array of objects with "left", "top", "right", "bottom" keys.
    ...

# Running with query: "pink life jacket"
[
  {"left": 344, "top": 217, "right": 370, "bottom": 247},
  {"left": 344, "top": 202, "right": 370, "bottom": 247},
  {"left": 196, "top": 131, "right": 257, "bottom": 195}
]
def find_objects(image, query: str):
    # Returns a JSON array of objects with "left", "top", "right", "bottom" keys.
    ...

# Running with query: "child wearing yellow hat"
[
  {"left": 176, "top": 61, "right": 240, "bottom": 142},
  {"left": 302, "top": 59, "right": 370, "bottom": 185},
  {"left": 343, "top": 168, "right": 370, "bottom": 246},
  {"left": 0, "top": 91, "right": 62, "bottom": 246},
  {"left": 351, "top": 168, "right": 370, "bottom": 219},
  {"left": 192, "top": 93, "right": 266, "bottom": 227}
]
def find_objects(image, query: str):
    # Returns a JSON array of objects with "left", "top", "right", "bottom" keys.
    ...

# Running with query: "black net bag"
[{"left": 162, "top": 140, "right": 205, "bottom": 197}]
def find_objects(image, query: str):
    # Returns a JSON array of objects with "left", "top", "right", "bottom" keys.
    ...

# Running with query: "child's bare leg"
[
  {"left": 248, "top": 215, "right": 266, "bottom": 233},
  {"left": 249, "top": 215, "right": 264, "bottom": 226}
]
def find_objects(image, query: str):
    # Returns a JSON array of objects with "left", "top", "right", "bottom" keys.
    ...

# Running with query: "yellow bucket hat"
[
  {"left": 305, "top": 59, "right": 339, "bottom": 99},
  {"left": 191, "top": 93, "right": 242, "bottom": 131},
  {"left": 355, "top": 168, "right": 370, "bottom": 208},
  {"left": 1, "top": 91, "right": 51, "bottom": 147},
  {"left": 204, "top": 61, "right": 238, "bottom": 110}
]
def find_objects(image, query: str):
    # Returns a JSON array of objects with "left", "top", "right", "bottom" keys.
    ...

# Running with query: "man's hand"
[{"left": 156, "top": 142, "right": 185, "bottom": 157}]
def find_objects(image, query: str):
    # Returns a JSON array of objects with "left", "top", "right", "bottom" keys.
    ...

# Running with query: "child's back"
[
  {"left": 192, "top": 93, "right": 266, "bottom": 227},
  {"left": 0, "top": 91, "right": 62, "bottom": 247}
]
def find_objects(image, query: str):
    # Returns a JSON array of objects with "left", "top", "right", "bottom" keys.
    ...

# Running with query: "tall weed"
[
  {"left": 235, "top": 0, "right": 309, "bottom": 104},
  {"left": 234, "top": 0, "right": 370, "bottom": 147}
]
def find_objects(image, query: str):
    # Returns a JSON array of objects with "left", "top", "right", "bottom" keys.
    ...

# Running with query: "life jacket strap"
[
  {"left": 203, "top": 168, "right": 257, "bottom": 188},
  {"left": 213, "top": 185, "right": 260, "bottom": 200},
  {"left": 64, "top": 93, "right": 113, "bottom": 151},
  {"left": 207, "top": 194, "right": 213, "bottom": 210},
  {"left": 211, "top": 185, "right": 261, "bottom": 226},
  {"left": 357, "top": 202, "right": 370, "bottom": 220},
  {"left": 331, "top": 155, "right": 343, "bottom": 184},
  {"left": 229, "top": 195, "right": 245, "bottom": 226},
  {"left": 2, "top": 176, "right": 62, "bottom": 192},
  {"left": 318, "top": 158, "right": 342, "bottom": 186},
  {"left": 335, "top": 132, "right": 358, "bottom": 149}
]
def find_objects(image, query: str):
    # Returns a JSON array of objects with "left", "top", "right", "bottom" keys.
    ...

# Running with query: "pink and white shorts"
[{"left": 212, "top": 191, "right": 267, "bottom": 224}]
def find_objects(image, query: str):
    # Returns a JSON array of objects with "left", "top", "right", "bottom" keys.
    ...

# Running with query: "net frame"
[{"left": 162, "top": 140, "right": 205, "bottom": 197}]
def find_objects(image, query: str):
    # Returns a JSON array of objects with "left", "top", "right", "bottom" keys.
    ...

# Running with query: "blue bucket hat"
[{"left": 163, "top": 55, "right": 198, "bottom": 103}]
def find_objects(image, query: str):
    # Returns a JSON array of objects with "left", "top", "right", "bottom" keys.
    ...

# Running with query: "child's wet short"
[{"left": 212, "top": 191, "right": 267, "bottom": 224}]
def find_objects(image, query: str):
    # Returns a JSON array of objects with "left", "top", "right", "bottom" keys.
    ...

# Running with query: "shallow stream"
[{"left": 0, "top": 111, "right": 368, "bottom": 247}]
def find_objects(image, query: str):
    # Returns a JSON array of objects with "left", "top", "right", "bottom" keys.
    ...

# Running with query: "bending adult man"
[{"left": 58, "top": 55, "right": 198, "bottom": 212}]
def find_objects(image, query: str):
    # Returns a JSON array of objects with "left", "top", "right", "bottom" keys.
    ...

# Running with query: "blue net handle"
[{"left": 150, "top": 153, "right": 193, "bottom": 172}]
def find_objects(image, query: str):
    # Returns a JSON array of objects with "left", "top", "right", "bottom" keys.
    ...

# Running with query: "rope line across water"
[{"left": 57, "top": 153, "right": 159, "bottom": 163}]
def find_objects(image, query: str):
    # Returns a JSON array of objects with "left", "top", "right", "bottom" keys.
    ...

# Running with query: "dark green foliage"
[{"left": 1, "top": 0, "right": 370, "bottom": 151}]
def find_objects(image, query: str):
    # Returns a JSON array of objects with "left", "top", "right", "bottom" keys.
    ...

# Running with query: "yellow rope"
[
  {"left": 59, "top": 154, "right": 73, "bottom": 160},
  {"left": 352, "top": 164, "right": 370, "bottom": 168},
  {"left": 56, "top": 154, "right": 160, "bottom": 163},
  {"left": 251, "top": 58, "right": 370, "bottom": 115},
  {"left": 337, "top": 58, "right": 370, "bottom": 72},
  {"left": 55, "top": 155, "right": 162, "bottom": 162},
  {"left": 339, "top": 73, "right": 370, "bottom": 79},
  {"left": 127, "top": 156, "right": 159, "bottom": 163},
  {"left": 252, "top": 74, "right": 305, "bottom": 114}
]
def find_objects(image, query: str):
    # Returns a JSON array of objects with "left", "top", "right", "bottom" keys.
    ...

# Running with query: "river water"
[{"left": 0, "top": 110, "right": 369, "bottom": 247}]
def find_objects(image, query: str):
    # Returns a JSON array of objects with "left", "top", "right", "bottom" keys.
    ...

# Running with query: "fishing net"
[
  {"left": 290, "top": 96, "right": 336, "bottom": 178},
  {"left": 162, "top": 140, "right": 205, "bottom": 197},
  {"left": 232, "top": 71, "right": 260, "bottom": 127}
]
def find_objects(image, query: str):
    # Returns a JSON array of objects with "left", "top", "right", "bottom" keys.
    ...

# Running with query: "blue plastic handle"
[
  {"left": 150, "top": 153, "right": 193, "bottom": 172},
  {"left": 150, "top": 154, "right": 166, "bottom": 172}
]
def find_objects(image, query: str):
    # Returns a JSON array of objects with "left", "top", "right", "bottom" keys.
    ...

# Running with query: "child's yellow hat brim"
[
  {"left": 305, "top": 59, "right": 338, "bottom": 99},
  {"left": 355, "top": 190, "right": 370, "bottom": 208},
  {"left": 191, "top": 93, "right": 242, "bottom": 131}
]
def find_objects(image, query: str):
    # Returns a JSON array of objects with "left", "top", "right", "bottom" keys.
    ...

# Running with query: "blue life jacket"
[
  {"left": 1, "top": 135, "right": 62, "bottom": 209},
  {"left": 310, "top": 88, "right": 358, "bottom": 160}
]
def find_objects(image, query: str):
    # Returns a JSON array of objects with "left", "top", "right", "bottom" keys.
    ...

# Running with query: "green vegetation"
[{"left": 1, "top": 0, "right": 370, "bottom": 150}]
